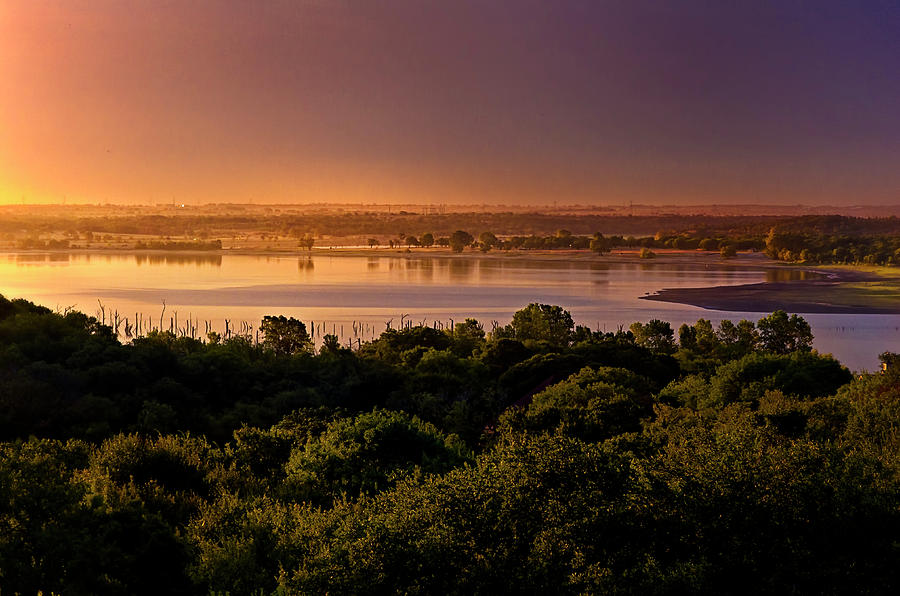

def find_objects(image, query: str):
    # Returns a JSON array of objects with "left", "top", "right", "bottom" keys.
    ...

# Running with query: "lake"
[{"left": 1, "top": 250, "right": 898, "bottom": 372}]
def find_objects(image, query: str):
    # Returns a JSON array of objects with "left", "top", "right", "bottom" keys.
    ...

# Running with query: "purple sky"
[{"left": 1, "top": 0, "right": 898, "bottom": 205}]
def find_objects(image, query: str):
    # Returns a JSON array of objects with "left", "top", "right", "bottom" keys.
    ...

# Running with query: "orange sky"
[{"left": 2, "top": 1, "right": 899, "bottom": 206}]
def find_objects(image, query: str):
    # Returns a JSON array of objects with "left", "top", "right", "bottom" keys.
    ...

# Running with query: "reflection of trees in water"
[
  {"left": 298, "top": 257, "right": 314, "bottom": 272},
  {"left": 448, "top": 258, "right": 476, "bottom": 281},
  {"left": 134, "top": 254, "right": 222, "bottom": 267},
  {"left": 14, "top": 253, "right": 71, "bottom": 264},
  {"left": 406, "top": 258, "right": 435, "bottom": 282},
  {"left": 367, "top": 257, "right": 380, "bottom": 270},
  {"left": 765, "top": 269, "right": 818, "bottom": 282}
]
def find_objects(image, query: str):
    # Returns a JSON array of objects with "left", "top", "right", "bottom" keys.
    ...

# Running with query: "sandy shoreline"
[{"left": 641, "top": 267, "right": 900, "bottom": 314}]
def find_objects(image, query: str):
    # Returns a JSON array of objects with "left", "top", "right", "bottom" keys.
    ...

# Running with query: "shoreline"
[{"left": 641, "top": 267, "right": 900, "bottom": 315}]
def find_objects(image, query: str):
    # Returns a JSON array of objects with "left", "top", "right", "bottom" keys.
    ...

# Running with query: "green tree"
[
  {"left": 756, "top": 310, "right": 813, "bottom": 354},
  {"left": 704, "top": 351, "right": 850, "bottom": 408},
  {"left": 590, "top": 233, "right": 611, "bottom": 254},
  {"left": 277, "top": 433, "right": 636, "bottom": 595},
  {"left": 449, "top": 230, "right": 474, "bottom": 253},
  {"left": 479, "top": 231, "right": 498, "bottom": 251},
  {"left": 698, "top": 238, "right": 719, "bottom": 251},
  {"left": 283, "top": 409, "right": 468, "bottom": 504},
  {"left": 260, "top": 316, "right": 313, "bottom": 355},
  {"left": 508, "top": 303, "right": 575, "bottom": 345},
  {"left": 693, "top": 318, "right": 720, "bottom": 354},
  {"left": 678, "top": 323, "right": 697, "bottom": 351},
  {"left": 501, "top": 366, "right": 653, "bottom": 441},
  {"left": 449, "top": 318, "right": 486, "bottom": 357},
  {"left": 630, "top": 319, "right": 676, "bottom": 354},
  {"left": 420, "top": 233, "right": 435, "bottom": 248},
  {"left": 320, "top": 333, "right": 343, "bottom": 355},
  {"left": 717, "top": 319, "right": 758, "bottom": 355}
]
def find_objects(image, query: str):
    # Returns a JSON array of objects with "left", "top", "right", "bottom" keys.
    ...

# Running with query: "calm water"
[{"left": 1, "top": 251, "right": 898, "bottom": 372}]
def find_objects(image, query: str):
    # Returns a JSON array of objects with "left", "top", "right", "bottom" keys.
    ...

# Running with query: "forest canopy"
[{"left": 0, "top": 294, "right": 897, "bottom": 594}]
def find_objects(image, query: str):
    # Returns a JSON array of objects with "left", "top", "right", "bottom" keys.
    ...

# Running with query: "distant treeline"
[
  {"left": 14, "top": 238, "right": 71, "bottom": 249},
  {"left": 395, "top": 229, "right": 762, "bottom": 254},
  {"left": 5, "top": 212, "right": 900, "bottom": 266},
  {"left": 3, "top": 211, "right": 900, "bottom": 240},
  {"left": 1, "top": 294, "right": 899, "bottom": 594},
  {"left": 765, "top": 226, "right": 900, "bottom": 265}
]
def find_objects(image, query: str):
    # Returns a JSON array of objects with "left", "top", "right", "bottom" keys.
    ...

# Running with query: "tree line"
[
  {"left": 3, "top": 211, "right": 899, "bottom": 253},
  {"left": 765, "top": 226, "right": 900, "bottom": 265}
]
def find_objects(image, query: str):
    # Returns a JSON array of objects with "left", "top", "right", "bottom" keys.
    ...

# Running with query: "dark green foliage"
[
  {"left": 636, "top": 405, "right": 900, "bottom": 593},
  {"left": 2, "top": 295, "right": 897, "bottom": 594},
  {"left": 501, "top": 366, "right": 654, "bottom": 441},
  {"left": 657, "top": 373, "right": 711, "bottom": 408},
  {"left": 0, "top": 439, "right": 193, "bottom": 596},
  {"left": 278, "top": 434, "right": 638, "bottom": 594},
  {"left": 260, "top": 315, "right": 313, "bottom": 355},
  {"left": 705, "top": 351, "right": 852, "bottom": 408},
  {"left": 283, "top": 409, "right": 469, "bottom": 504},
  {"left": 765, "top": 222, "right": 900, "bottom": 265},
  {"left": 756, "top": 309, "right": 813, "bottom": 354},
  {"left": 715, "top": 318, "right": 759, "bottom": 358},
  {"left": 448, "top": 317, "right": 486, "bottom": 356},
  {"left": 358, "top": 325, "right": 452, "bottom": 364},
  {"left": 630, "top": 319, "right": 676, "bottom": 354},
  {"left": 498, "top": 353, "right": 587, "bottom": 403},
  {"left": 449, "top": 230, "right": 474, "bottom": 252},
  {"left": 479, "top": 337, "right": 532, "bottom": 372},
  {"left": 504, "top": 303, "right": 575, "bottom": 345},
  {"left": 571, "top": 339, "right": 680, "bottom": 390}
]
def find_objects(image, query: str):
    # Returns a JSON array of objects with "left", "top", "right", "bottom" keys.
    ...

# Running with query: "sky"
[{"left": 1, "top": 0, "right": 898, "bottom": 206}]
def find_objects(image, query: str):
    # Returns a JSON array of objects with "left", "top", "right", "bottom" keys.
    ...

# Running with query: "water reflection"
[
  {"left": 134, "top": 254, "right": 222, "bottom": 267},
  {"left": 411, "top": 258, "right": 435, "bottom": 282},
  {"left": 11, "top": 253, "right": 71, "bottom": 264},
  {"left": 765, "top": 269, "right": 819, "bottom": 282},
  {"left": 448, "top": 258, "right": 475, "bottom": 280}
]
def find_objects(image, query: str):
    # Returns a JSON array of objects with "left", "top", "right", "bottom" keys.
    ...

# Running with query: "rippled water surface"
[{"left": 2, "top": 251, "right": 898, "bottom": 371}]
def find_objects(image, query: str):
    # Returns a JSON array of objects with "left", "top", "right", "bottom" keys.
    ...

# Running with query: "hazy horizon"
[{"left": 2, "top": 1, "right": 899, "bottom": 206}]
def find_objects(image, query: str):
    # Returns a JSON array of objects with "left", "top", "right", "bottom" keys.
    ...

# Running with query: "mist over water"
[{"left": 2, "top": 251, "right": 898, "bottom": 371}]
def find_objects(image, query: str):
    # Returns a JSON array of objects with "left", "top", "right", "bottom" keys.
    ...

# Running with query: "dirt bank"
[{"left": 641, "top": 267, "right": 900, "bottom": 314}]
